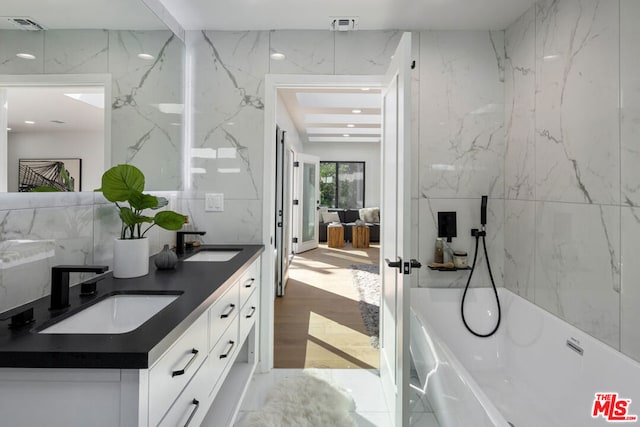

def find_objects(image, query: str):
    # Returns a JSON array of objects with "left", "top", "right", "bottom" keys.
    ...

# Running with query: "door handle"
[
  {"left": 385, "top": 257, "right": 402, "bottom": 270},
  {"left": 410, "top": 259, "right": 422, "bottom": 269}
]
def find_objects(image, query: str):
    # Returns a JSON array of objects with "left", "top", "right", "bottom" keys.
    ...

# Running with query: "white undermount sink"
[
  {"left": 39, "top": 294, "right": 179, "bottom": 334},
  {"left": 183, "top": 250, "right": 240, "bottom": 262}
]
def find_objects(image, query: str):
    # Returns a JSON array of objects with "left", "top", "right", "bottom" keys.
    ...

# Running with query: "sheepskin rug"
[{"left": 244, "top": 373, "right": 357, "bottom": 427}]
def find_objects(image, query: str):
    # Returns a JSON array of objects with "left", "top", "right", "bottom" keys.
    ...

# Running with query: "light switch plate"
[{"left": 205, "top": 193, "right": 224, "bottom": 212}]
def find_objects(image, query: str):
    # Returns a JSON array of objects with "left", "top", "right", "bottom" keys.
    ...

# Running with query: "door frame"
[{"left": 261, "top": 74, "right": 386, "bottom": 373}]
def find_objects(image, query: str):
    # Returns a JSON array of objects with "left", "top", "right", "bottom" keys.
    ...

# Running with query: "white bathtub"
[{"left": 410, "top": 287, "right": 640, "bottom": 427}]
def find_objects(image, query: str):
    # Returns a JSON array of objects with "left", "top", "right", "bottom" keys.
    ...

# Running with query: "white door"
[
  {"left": 292, "top": 153, "right": 320, "bottom": 254},
  {"left": 380, "top": 32, "right": 414, "bottom": 427}
]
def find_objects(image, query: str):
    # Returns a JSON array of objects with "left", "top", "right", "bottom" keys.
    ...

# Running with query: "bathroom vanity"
[{"left": 0, "top": 244, "right": 263, "bottom": 427}]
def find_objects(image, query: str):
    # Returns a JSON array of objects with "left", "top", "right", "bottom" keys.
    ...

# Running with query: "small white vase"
[{"left": 113, "top": 237, "right": 150, "bottom": 278}]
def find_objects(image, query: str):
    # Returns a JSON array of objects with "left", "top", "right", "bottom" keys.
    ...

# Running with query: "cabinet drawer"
[
  {"left": 209, "top": 281, "right": 239, "bottom": 352},
  {"left": 207, "top": 317, "right": 239, "bottom": 396},
  {"left": 240, "top": 288, "right": 259, "bottom": 344},
  {"left": 239, "top": 259, "right": 259, "bottom": 308},
  {"left": 158, "top": 358, "right": 210, "bottom": 427},
  {"left": 149, "top": 314, "right": 207, "bottom": 427}
]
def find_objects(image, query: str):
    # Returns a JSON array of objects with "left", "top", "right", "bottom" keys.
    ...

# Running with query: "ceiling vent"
[
  {"left": 330, "top": 17, "right": 359, "bottom": 32},
  {"left": 7, "top": 17, "right": 45, "bottom": 31}
]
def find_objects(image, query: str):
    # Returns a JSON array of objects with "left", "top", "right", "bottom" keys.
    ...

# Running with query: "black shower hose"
[{"left": 460, "top": 232, "right": 501, "bottom": 338}]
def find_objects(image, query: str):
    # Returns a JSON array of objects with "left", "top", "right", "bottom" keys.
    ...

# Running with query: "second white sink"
[
  {"left": 39, "top": 294, "right": 179, "bottom": 334},
  {"left": 183, "top": 250, "right": 240, "bottom": 262}
]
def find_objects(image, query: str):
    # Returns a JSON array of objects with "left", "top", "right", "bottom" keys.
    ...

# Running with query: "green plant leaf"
[
  {"left": 119, "top": 206, "right": 153, "bottom": 227},
  {"left": 153, "top": 196, "right": 169, "bottom": 209},
  {"left": 129, "top": 192, "right": 159, "bottom": 210},
  {"left": 97, "top": 164, "right": 145, "bottom": 202},
  {"left": 154, "top": 211, "right": 187, "bottom": 231}
]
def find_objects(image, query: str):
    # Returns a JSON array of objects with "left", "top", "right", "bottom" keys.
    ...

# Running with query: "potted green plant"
[{"left": 96, "top": 164, "right": 186, "bottom": 278}]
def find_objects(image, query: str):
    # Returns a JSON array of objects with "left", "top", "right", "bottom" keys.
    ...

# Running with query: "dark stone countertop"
[{"left": 0, "top": 244, "right": 264, "bottom": 369}]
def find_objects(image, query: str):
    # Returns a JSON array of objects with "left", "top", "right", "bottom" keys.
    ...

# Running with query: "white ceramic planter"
[{"left": 113, "top": 237, "right": 149, "bottom": 278}]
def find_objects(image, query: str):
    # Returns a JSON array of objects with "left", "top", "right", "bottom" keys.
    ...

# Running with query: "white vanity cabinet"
[
  {"left": 149, "top": 255, "right": 262, "bottom": 427},
  {"left": 0, "top": 255, "right": 262, "bottom": 427}
]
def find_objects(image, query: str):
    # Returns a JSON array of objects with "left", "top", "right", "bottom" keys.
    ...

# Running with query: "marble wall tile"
[
  {"left": 189, "top": 31, "right": 269, "bottom": 201},
  {"left": 419, "top": 31, "right": 505, "bottom": 199},
  {"left": 534, "top": 201, "right": 620, "bottom": 348},
  {"left": 0, "top": 192, "right": 94, "bottom": 211},
  {"left": 0, "top": 30, "right": 44, "bottom": 74},
  {"left": 620, "top": 207, "right": 640, "bottom": 363},
  {"left": 269, "top": 31, "right": 334, "bottom": 74},
  {"left": 179, "top": 197, "right": 262, "bottom": 244},
  {"left": 44, "top": 30, "right": 108, "bottom": 74},
  {"left": 417, "top": 198, "right": 504, "bottom": 289},
  {"left": 505, "top": 8, "right": 536, "bottom": 201},
  {"left": 334, "top": 31, "right": 401, "bottom": 75},
  {"left": 108, "top": 30, "right": 183, "bottom": 192},
  {"left": 0, "top": 241, "right": 54, "bottom": 312},
  {"left": 534, "top": 0, "right": 619, "bottom": 205},
  {"left": 504, "top": 200, "right": 535, "bottom": 301},
  {"left": 0, "top": 204, "right": 94, "bottom": 311},
  {"left": 621, "top": 0, "right": 640, "bottom": 207}
]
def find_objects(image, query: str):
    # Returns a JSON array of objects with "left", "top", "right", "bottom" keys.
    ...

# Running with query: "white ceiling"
[
  {"left": 159, "top": 0, "right": 536, "bottom": 31},
  {"left": 280, "top": 88, "right": 382, "bottom": 145},
  {"left": 0, "top": 0, "right": 165, "bottom": 30},
  {"left": 6, "top": 86, "right": 104, "bottom": 133}
]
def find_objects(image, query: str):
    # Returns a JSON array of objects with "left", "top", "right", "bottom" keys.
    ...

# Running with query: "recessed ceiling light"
[
  {"left": 137, "top": 53, "right": 155, "bottom": 60},
  {"left": 360, "top": 88, "right": 370, "bottom": 91},
  {"left": 24, "top": 120, "right": 35, "bottom": 125},
  {"left": 227, "top": 122, "right": 235, "bottom": 126},
  {"left": 347, "top": 124, "right": 355, "bottom": 128},
  {"left": 343, "top": 134, "right": 350, "bottom": 137},
  {"left": 16, "top": 53, "right": 36, "bottom": 60},
  {"left": 352, "top": 109, "right": 362, "bottom": 114},
  {"left": 6, "top": 127, "right": 12, "bottom": 131},
  {"left": 270, "top": 52, "right": 286, "bottom": 60}
]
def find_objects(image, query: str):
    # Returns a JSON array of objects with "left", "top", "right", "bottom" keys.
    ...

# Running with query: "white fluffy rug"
[{"left": 244, "top": 373, "right": 357, "bottom": 427}]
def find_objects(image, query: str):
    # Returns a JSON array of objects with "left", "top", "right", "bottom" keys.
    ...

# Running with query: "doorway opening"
[{"left": 272, "top": 84, "right": 383, "bottom": 369}]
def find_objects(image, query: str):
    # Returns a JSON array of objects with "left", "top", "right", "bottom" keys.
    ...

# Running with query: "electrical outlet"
[{"left": 205, "top": 193, "right": 224, "bottom": 212}]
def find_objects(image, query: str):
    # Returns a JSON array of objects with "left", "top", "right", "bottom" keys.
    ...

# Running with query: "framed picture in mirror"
[{"left": 18, "top": 158, "right": 82, "bottom": 192}]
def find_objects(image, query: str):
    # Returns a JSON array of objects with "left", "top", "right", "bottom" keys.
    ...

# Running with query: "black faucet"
[
  {"left": 50, "top": 265, "right": 109, "bottom": 310},
  {"left": 176, "top": 231, "right": 206, "bottom": 255}
]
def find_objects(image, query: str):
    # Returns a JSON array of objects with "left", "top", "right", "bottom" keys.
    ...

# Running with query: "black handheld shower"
[
  {"left": 461, "top": 194, "right": 501, "bottom": 338},
  {"left": 480, "top": 195, "right": 488, "bottom": 226}
]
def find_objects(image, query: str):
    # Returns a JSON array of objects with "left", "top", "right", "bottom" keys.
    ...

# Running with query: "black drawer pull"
[
  {"left": 184, "top": 399, "right": 200, "bottom": 427},
  {"left": 246, "top": 306, "right": 256, "bottom": 319},
  {"left": 244, "top": 278, "right": 255, "bottom": 288},
  {"left": 220, "top": 304, "right": 235, "bottom": 319},
  {"left": 219, "top": 340, "right": 235, "bottom": 359},
  {"left": 172, "top": 349, "right": 199, "bottom": 377}
]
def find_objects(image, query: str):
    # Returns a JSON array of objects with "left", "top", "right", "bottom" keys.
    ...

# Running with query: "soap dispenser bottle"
[{"left": 434, "top": 238, "right": 444, "bottom": 263}]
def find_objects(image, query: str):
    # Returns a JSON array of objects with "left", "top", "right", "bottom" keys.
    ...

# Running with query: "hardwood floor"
[{"left": 274, "top": 243, "right": 380, "bottom": 369}]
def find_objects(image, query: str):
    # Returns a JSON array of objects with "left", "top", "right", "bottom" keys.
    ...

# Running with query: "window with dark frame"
[{"left": 319, "top": 161, "right": 365, "bottom": 209}]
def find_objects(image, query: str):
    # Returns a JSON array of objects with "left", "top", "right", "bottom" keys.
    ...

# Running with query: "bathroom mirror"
[{"left": 0, "top": 0, "right": 185, "bottom": 193}]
